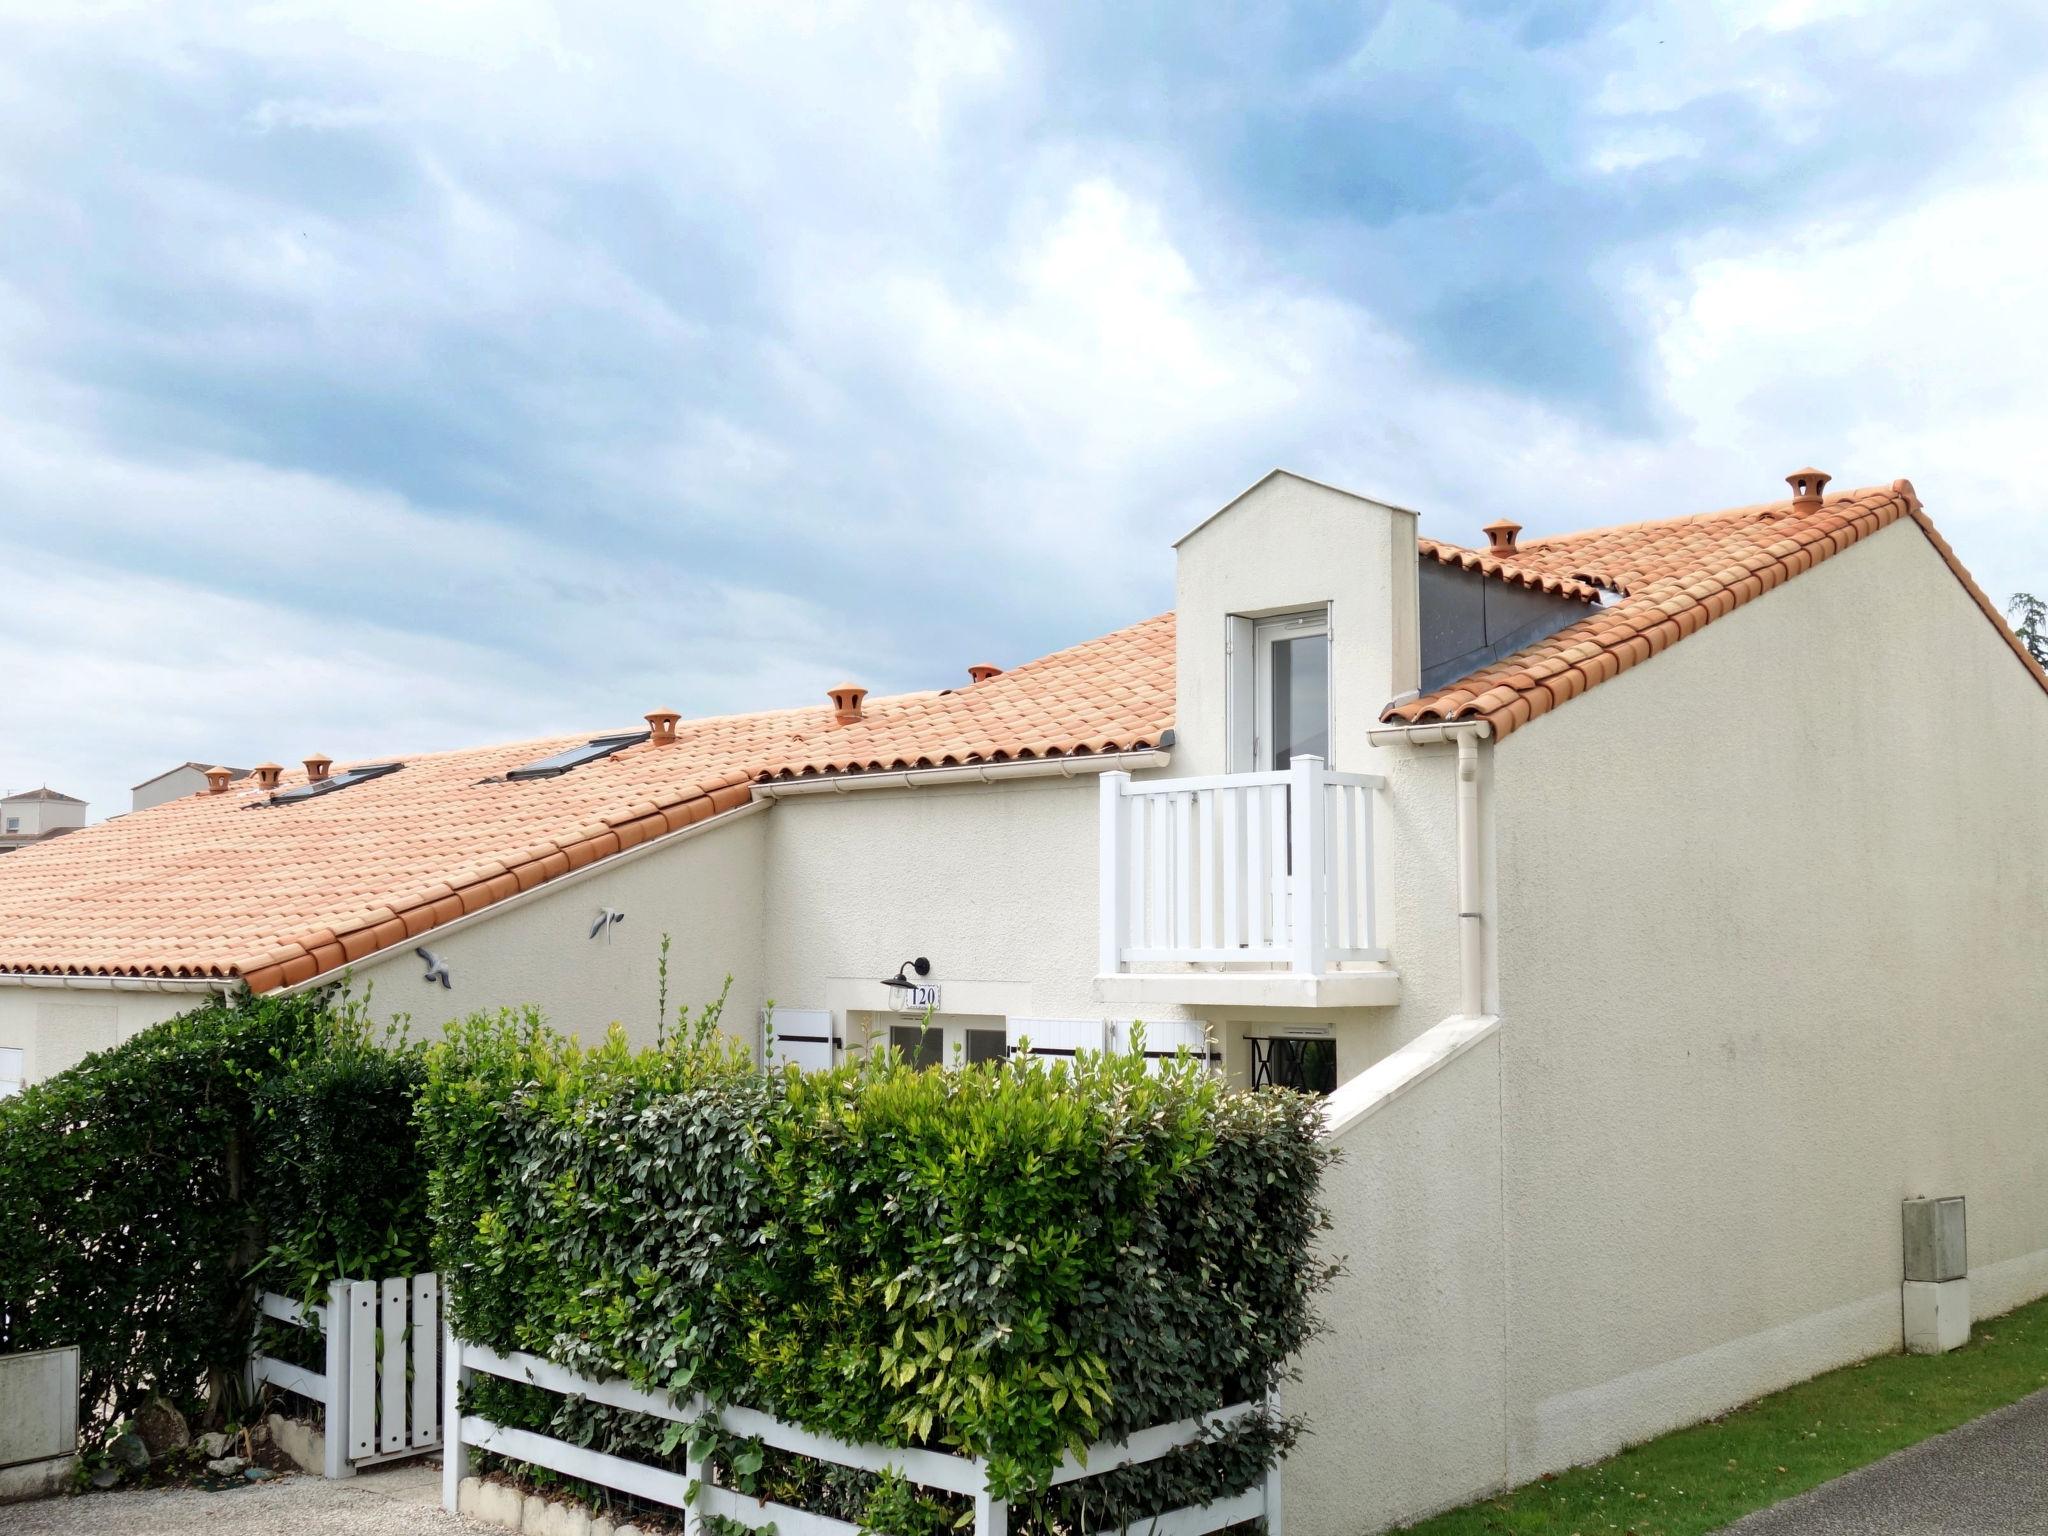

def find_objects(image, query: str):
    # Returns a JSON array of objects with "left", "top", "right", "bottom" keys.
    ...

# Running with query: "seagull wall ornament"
[
  {"left": 589, "top": 908, "right": 626, "bottom": 941},
  {"left": 416, "top": 947, "right": 452, "bottom": 989}
]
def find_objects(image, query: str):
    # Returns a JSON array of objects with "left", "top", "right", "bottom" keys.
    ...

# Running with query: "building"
[
  {"left": 132, "top": 763, "right": 250, "bottom": 813},
  {"left": 1, "top": 467, "right": 2044, "bottom": 1531},
  {"left": 0, "top": 788, "right": 86, "bottom": 854}
]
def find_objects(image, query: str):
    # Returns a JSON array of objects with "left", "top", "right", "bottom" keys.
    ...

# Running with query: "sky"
[{"left": 4, "top": 0, "right": 2048, "bottom": 819}]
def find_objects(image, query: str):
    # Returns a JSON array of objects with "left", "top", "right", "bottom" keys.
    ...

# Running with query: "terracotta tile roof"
[
  {"left": 3, "top": 787, "right": 86, "bottom": 804},
  {"left": 759, "top": 612, "right": 1174, "bottom": 778},
  {"left": 1386, "top": 480, "right": 2048, "bottom": 738},
  {"left": 0, "top": 616, "right": 1173, "bottom": 989},
  {"left": 1416, "top": 536, "right": 1604, "bottom": 603}
]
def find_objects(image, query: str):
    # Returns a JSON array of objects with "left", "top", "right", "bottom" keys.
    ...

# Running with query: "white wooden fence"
[
  {"left": 1099, "top": 755, "right": 1387, "bottom": 977},
  {"left": 247, "top": 1273, "right": 443, "bottom": 1478},
  {"left": 444, "top": 1326, "right": 1283, "bottom": 1536}
]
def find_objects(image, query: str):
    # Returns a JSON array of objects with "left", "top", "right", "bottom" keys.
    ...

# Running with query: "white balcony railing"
[{"left": 1098, "top": 755, "right": 1387, "bottom": 977}]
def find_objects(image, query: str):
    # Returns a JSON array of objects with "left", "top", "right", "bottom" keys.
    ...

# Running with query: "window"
[
  {"left": 1254, "top": 611, "right": 1330, "bottom": 770},
  {"left": 1249, "top": 1034, "right": 1337, "bottom": 1095},
  {"left": 888, "top": 1021, "right": 1009, "bottom": 1068},
  {"left": 3, "top": 818, "right": 16, "bottom": 833},
  {"left": 506, "top": 732, "right": 650, "bottom": 782},
  {"left": 0, "top": 1047, "right": 22, "bottom": 1098},
  {"left": 266, "top": 762, "right": 404, "bottom": 806}
]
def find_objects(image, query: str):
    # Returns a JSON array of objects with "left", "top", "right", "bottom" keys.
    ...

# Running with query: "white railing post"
[
  {"left": 1288, "top": 757, "right": 1325, "bottom": 976},
  {"left": 1263, "top": 1390, "right": 1284, "bottom": 1536},
  {"left": 441, "top": 1314, "right": 469, "bottom": 1512},
  {"left": 974, "top": 1489, "right": 1009, "bottom": 1536},
  {"left": 1098, "top": 771, "right": 1131, "bottom": 975},
  {"left": 324, "top": 1281, "right": 353, "bottom": 1479},
  {"left": 348, "top": 1281, "right": 376, "bottom": 1463}
]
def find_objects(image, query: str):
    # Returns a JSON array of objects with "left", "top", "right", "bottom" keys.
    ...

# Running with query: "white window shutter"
[
  {"left": 765, "top": 1008, "right": 837, "bottom": 1071},
  {"left": 1109, "top": 1018, "right": 1221, "bottom": 1074},
  {"left": 1004, "top": 1017, "right": 1108, "bottom": 1062}
]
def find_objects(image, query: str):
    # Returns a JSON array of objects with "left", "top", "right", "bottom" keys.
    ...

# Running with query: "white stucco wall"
[
  {"left": 0, "top": 986, "right": 223, "bottom": 1085},
  {"left": 1174, "top": 471, "right": 1419, "bottom": 777},
  {"left": 1486, "top": 517, "right": 2048, "bottom": 1480},
  {"left": 1286, "top": 1030, "right": 1508, "bottom": 1533},
  {"left": 343, "top": 804, "right": 770, "bottom": 1049},
  {"left": 1303, "top": 517, "right": 2048, "bottom": 1536},
  {"left": 758, "top": 762, "right": 1476, "bottom": 1087},
  {"left": 133, "top": 766, "right": 212, "bottom": 812}
]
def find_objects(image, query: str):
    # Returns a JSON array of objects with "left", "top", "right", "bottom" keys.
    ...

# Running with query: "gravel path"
[
  {"left": 4, "top": 1460, "right": 478, "bottom": 1536},
  {"left": 1719, "top": 1386, "right": 2048, "bottom": 1534}
]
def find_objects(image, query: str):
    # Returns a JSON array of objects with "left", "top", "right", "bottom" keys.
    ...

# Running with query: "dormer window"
[{"left": 1232, "top": 608, "right": 1331, "bottom": 771}]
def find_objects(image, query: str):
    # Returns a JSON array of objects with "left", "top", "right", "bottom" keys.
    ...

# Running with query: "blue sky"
[{"left": 5, "top": 0, "right": 2048, "bottom": 818}]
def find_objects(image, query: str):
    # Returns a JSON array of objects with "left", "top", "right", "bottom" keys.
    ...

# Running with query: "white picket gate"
[
  {"left": 247, "top": 1272, "right": 443, "bottom": 1478},
  {"left": 443, "top": 1325, "right": 1283, "bottom": 1536}
]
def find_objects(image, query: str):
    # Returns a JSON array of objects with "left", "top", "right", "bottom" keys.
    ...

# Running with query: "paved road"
[
  {"left": 4, "top": 1459, "right": 478, "bottom": 1536},
  {"left": 1720, "top": 1386, "right": 2048, "bottom": 1534}
]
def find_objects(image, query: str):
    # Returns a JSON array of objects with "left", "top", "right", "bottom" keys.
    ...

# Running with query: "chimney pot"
[
  {"left": 1482, "top": 517, "right": 1522, "bottom": 556},
  {"left": 645, "top": 709, "right": 681, "bottom": 746},
  {"left": 827, "top": 684, "right": 867, "bottom": 724},
  {"left": 1786, "top": 466, "right": 1831, "bottom": 514},
  {"left": 252, "top": 762, "right": 283, "bottom": 791},
  {"left": 203, "top": 766, "right": 233, "bottom": 794},
  {"left": 967, "top": 664, "right": 1003, "bottom": 685},
  {"left": 303, "top": 754, "right": 332, "bottom": 783}
]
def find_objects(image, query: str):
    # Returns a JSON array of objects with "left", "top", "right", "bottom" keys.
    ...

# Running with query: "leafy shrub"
[
  {"left": 253, "top": 1016, "right": 429, "bottom": 1306},
  {"left": 0, "top": 989, "right": 329, "bottom": 1443},
  {"left": 420, "top": 1007, "right": 1337, "bottom": 1526},
  {"left": 0, "top": 986, "right": 435, "bottom": 1446}
]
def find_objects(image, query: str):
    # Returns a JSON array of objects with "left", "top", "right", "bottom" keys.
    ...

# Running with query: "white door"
[{"left": 1253, "top": 610, "right": 1331, "bottom": 770}]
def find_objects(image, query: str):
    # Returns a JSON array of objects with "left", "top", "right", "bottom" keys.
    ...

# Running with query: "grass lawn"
[{"left": 1392, "top": 1291, "right": 2048, "bottom": 1535}]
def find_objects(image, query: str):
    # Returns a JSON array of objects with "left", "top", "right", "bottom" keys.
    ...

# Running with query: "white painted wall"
[
  {"left": 1490, "top": 518, "right": 2048, "bottom": 1477},
  {"left": 758, "top": 766, "right": 1472, "bottom": 1088},
  {"left": 132, "top": 766, "right": 213, "bottom": 812},
  {"left": 1286, "top": 1027, "right": 1507, "bottom": 1534},
  {"left": 0, "top": 987, "right": 220, "bottom": 1085},
  {"left": 1295, "top": 518, "right": 2048, "bottom": 1534},
  {"left": 1, "top": 794, "right": 86, "bottom": 838},
  {"left": 1173, "top": 471, "right": 1419, "bottom": 777},
  {"left": 343, "top": 806, "right": 770, "bottom": 1049}
]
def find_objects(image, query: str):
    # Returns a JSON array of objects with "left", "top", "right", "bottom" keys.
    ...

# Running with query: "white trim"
[
  {"left": 271, "top": 799, "right": 772, "bottom": 997},
  {"left": 0, "top": 973, "right": 231, "bottom": 993},
  {"left": 1095, "top": 969, "right": 1401, "bottom": 1010},
  {"left": 1365, "top": 720, "right": 1495, "bottom": 747},
  {"left": 1319, "top": 1012, "right": 1500, "bottom": 1142},
  {"left": 753, "top": 749, "right": 1170, "bottom": 799},
  {"left": 1173, "top": 467, "right": 1419, "bottom": 548}
]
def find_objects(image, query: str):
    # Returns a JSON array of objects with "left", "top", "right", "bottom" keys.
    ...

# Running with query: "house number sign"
[{"left": 893, "top": 984, "right": 941, "bottom": 1013}]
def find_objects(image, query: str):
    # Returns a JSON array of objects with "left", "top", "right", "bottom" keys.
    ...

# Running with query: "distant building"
[
  {"left": 132, "top": 763, "right": 249, "bottom": 813},
  {"left": 0, "top": 787, "right": 87, "bottom": 853}
]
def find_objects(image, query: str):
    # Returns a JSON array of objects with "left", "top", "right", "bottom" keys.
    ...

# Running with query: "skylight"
[
  {"left": 267, "top": 762, "right": 404, "bottom": 806},
  {"left": 505, "top": 732, "right": 649, "bottom": 782}
]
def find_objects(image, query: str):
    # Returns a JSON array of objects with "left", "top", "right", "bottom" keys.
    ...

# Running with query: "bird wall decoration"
[{"left": 416, "top": 947, "right": 452, "bottom": 988}]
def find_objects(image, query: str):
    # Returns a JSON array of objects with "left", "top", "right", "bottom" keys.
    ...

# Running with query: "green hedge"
[
  {"left": 420, "top": 1009, "right": 1337, "bottom": 1528},
  {"left": 253, "top": 1020, "right": 429, "bottom": 1307},
  {"left": 0, "top": 990, "right": 326, "bottom": 1441},
  {"left": 0, "top": 987, "right": 433, "bottom": 1445}
]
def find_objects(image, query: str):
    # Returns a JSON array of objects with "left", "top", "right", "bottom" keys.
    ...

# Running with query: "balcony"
[{"left": 1095, "top": 756, "right": 1397, "bottom": 1009}]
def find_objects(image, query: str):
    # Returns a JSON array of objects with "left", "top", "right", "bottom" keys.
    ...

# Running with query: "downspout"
[
  {"left": 1456, "top": 729, "right": 1484, "bottom": 1020},
  {"left": 1366, "top": 719, "right": 1492, "bottom": 1020}
]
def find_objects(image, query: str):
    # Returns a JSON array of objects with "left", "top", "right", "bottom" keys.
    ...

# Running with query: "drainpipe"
[
  {"left": 1366, "top": 719, "right": 1493, "bottom": 1019},
  {"left": 1455, "top": 729, "right": 1485, "bottom": 1019}
]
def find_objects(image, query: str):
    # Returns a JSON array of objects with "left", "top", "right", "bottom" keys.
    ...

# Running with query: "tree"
[{"left": 2010, "top": 593, "right": 2048, "bottom": 668}]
